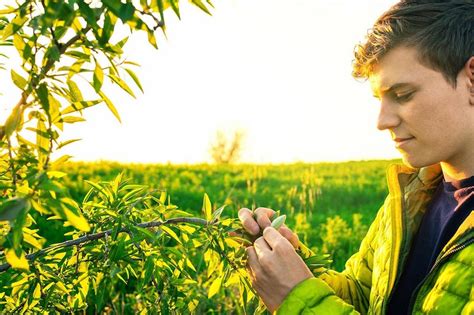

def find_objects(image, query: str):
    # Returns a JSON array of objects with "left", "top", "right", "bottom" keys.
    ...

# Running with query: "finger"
[
  {"left": 254, "top": 207, "right": 275, "bottom": 230},
  {"left": 246, "top": 246, "right": 262, "bottom": 274},
  {"left": 263, "top": 226, "right": 291, "bottom": 250},
  {"left": 238, "top": 208, "right": 260, "bottom": 235},
  {"left": 254, "top": 236, "right": 272, "bottom": 257},
  {"left": 279, "top": 226, "right": 300, "bottom": 249}
]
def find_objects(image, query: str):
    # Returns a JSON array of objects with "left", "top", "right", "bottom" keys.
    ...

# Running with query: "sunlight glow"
[{"left": 1, "top": 0, "right": 401, "bottom": 164}]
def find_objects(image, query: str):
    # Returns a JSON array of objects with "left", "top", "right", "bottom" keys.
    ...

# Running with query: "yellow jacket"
[{"left": 278, "top": 163, "right": 474, "bottom": 314}]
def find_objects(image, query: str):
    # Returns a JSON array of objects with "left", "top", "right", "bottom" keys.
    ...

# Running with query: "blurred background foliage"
[{"left": 57, "top": 159, "right": 397, "bottom": 271}]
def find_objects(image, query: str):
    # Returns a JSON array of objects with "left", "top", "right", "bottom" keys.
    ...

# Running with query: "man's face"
[{"left": 369, "top": 46, "right": 473, "bottom": 169}]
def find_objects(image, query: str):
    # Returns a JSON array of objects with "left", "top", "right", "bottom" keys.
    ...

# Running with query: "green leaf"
[
  {"left": 61, "top": 198, "right": 90, "bottom": 232},
  {"left": 99, "top": 12, "right": 115, "bottom": 45},
  {"left": 37, "top": 83, "right": 50, "bottom": 113},
  {"left": 125, "top": 68, "right": 143, "bottom": 93},
  {"left": 118, "top": 2, "right": 135, "bottom": 22},
  {"left": 0, "top": 7, "right": 17, "bottom": 14},
  {"left": 190, "top": 0, "right": 212, "bottom": 15},
  {"left": 45, "top": 45, "right": 60, "bottom": 62},
  {"left": 0, "top": 198, "right": 29, "bottom": 221},
  {"left": 93, "top": 62, "right": 104, "bottom": 92},
  {"left": 47, "top": 94, "right": 61, "bottom": 123},
  {"left": 169, "top": 0, "right": 181, "bottom": 19},
  {"left": 208, "top": 277, "right": 222, "bottom": 298},
  {"left": 77, "top": 0, "right": 98, "bottom": 27},
  {"left": 65, "top": 50, "right": 90, "bottom": 60},
  {"left": 271, "top": 215, "right": 286, "bottom": 229},
  {"left": 211, "top": 205, "right": 226, "bottom": 222},
  {"left": 57, "top": 138, "right": 81, "bottom": 150},
  {"left": 202, "top": 193, "right": 212, "bottom": 221},
  {"left": 11, "top": 69, "right": 27, "bottom": 90},
  {"left": 102, "top": 0, "right": 122, "bottom": 17},
  {"left": 1, "top": 15, "right": 28, "bottom": 40},
  {"left": 161, "top": 225, "right": 182, "bottom": 244},
  {"left": 5, "top": 249, "right": 29, "bottom": 271},
  {"left": 98, "top": 91, "right": 121, "bottom": 123},
  {"left": 67, "top": 79, "right": 83, "bottom": 102},
  {"left": 4, "top": 105, "right": 22, "bottom": 136},
  {"left": 12, "top": 34, "right": 25, "bottom": 54},
  {"left": 61, "top": 100, "right": 102, "bottom": 115},
  {"left": 122, "top": 186, "right": 147, "bottom": 202},
  {"left": 61, "top": 116, "right": 86, "bottom": 123},
  {"left": 85, "top": 180, "right": 111, "bottom": 203},
  {"left": 66, "top": 59, "right": 86, "bottom": 79},
  {"left": 51, "top": 154, "right": 73, "bottom": 167},
  {"left": 142, "top": 255, "right": 155, "bottom": 285},
  {"left": 36, "top": 119, "right": 50, "bottom": 165},
  {"left": 109, "top": 74, "right": 135, "bottom": 98},
  {"left": 64, "top": 207, "right": 90, "bottom": 232},
  {"left": 147, "top": 30, "right": 158, "bottom": 49}
]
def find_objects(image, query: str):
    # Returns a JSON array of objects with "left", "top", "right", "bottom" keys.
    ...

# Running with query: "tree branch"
[
  {"left": 0, "top": 26, "right": 92, "bottom": 142},
  {"left": 0, "top": 217, "right": 210, "bottom": 273}
]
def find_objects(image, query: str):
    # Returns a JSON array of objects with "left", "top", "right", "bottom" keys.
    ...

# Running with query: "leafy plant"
[
  {"left": 0, "top": 1, "right": 332, "bottom": 312},
  {"left": 0, "top": 0, "right": 260, "bottom": 313}
]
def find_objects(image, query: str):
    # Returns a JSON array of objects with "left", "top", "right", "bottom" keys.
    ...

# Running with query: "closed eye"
[{"left": 394, "top": 91, "right": 414, "bottom": 103}]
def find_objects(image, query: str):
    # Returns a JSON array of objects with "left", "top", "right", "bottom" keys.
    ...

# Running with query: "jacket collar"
[{"left": 390, "top": 163, "right": 473, "bottom": 252}]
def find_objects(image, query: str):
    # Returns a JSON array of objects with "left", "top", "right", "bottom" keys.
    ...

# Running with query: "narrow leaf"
[
  {"left": 11, "top": 69, "right": 27, "bottom": 90},
  {"left": 64, "top": 208, "right": 90, "bottom": 232},
  {"left": 109, "top": 74, "right": 135, "bottom": 98},
  {"left": 208, "top": 277, "right": 222, "bottom": 298},
  {"left": 202, "top": 193, "right": 212, "bottom": 221},
  {"left": 67, "top": 79, "right": 84, "bottom": 102},
  {"left": 93, "top": 62, "right": 104, "bottom": 92},
  {"left": 61, "top": 116, "right": 86, "bottom": 123},
  {"left": 98, "top": 91, "right": 121, "bottom": 122},
  {"left": 125, "top": 68, "right": 143, "bottom": 93},
  {"left": 57, "top": 138, "right": 81, "bottom": 150},
  {"left": 5, "top": 249, "right": 29, "bottom": 271}
]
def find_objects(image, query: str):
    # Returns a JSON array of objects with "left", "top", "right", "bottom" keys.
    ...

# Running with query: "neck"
[{"left": 441, "top": 161, "right": 474, "bottom": 182}]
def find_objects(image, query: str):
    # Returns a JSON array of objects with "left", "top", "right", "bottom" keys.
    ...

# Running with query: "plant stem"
[{"left": 0, "top": 217, "right": 210, "bottom": 272}]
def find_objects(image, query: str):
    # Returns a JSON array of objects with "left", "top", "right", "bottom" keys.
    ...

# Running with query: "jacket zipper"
[
  {"left": 382, "top": 172, "right": 409, "bottom": 314},
  {"left": 407, "top": 237, "right": 474, "bottom": 314}
]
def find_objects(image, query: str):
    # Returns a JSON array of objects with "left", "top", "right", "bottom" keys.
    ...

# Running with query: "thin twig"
[{"left": 0, "top": 217, "right": 210, "bottom": 272}]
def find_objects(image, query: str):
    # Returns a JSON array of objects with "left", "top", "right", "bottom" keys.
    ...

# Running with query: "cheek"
[{"left": 407, "top": 98, "right": 456, "bottom": 144}]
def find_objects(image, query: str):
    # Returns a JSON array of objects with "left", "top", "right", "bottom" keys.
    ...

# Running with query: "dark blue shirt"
[{"left": 386, "top": 175, "right": 474, "bottom": 315}]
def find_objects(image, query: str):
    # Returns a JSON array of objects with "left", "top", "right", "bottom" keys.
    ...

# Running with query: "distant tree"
[
  {"left": 209, "top": 129, "right": 245, "bottom": 164},
  {"left": 0, "top": 0, "right": 255, "bottom": 313}
]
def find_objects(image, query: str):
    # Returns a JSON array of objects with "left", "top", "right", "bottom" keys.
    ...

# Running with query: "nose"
[{"left": 376, "top": 99, "right": 401, "bottom": 131}]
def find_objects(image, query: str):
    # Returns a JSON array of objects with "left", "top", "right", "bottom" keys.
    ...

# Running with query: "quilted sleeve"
[
  {"left": 277, "top": 277, "right": 360, "bottom": 315},
  {"left": 277, "top": 204, "right": 384, "bottom": 314}
]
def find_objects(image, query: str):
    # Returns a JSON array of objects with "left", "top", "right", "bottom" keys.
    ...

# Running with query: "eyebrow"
[{"left": 373, "top": 82, "right": 418, "bottom": 99}]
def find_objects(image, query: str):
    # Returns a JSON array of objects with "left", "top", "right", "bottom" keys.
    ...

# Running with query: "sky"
[{"left": 1, "top": 0, "right": 402, "bottom": 164}]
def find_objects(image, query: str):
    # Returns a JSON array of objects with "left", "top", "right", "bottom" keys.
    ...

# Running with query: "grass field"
[{"left": 56, "top": 159, "right": 400, "bottom": 271}]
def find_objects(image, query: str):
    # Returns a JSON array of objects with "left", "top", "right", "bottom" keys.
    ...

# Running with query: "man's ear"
[{"left": 466, "top": 56, "right": 474, "bottom": 106}]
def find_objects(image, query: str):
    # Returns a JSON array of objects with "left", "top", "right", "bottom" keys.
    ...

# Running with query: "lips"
[
  {"left": 394, "top": 137, "right": 414, "bottom": 143},
  {"left": 394, "top": 137, "right": 415, "bottom": 148}
]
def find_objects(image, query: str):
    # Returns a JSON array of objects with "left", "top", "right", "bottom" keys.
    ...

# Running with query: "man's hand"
[
  {"left": 246, "top": 227, "right": 313, "bottom": 313},
  {"left": 237, "top": 207, "right": 299, "bottom": 249}
]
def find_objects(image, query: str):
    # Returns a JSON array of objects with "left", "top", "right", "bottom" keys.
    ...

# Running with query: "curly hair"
[{"left": 352, "top": 0, "right": 474, "bottom": 87}]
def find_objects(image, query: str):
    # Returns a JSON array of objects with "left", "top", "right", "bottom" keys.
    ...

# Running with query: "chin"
[{"left": 401, "top": 154, "right": 435, "bottom": 169}]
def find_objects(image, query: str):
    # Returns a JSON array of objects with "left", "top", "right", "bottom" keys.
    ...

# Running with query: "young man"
[{"left": 238, "top": 1, "right": 474, "bottom": 314}]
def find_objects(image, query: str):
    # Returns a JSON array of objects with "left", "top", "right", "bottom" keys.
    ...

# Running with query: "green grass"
[{"left": 58, "top": 159, "right": 401, "bottom": 271}]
